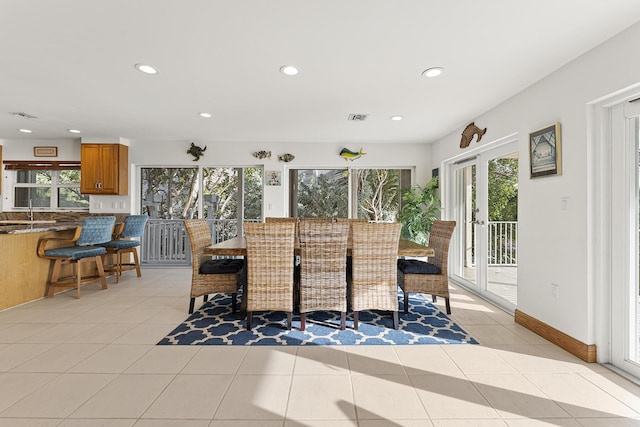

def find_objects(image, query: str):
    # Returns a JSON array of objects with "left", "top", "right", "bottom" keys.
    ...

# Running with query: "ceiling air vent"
[
  {"left": 11, "top": 112, "right": 38, "bottom": 119},
  {"left": 347, "top": 113, "right": 368, "bottom": 121}
]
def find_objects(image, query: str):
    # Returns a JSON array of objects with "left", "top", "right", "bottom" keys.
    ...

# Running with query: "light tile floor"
[{"left": 0, "top": 268, "right": 639, "bottom": 426}]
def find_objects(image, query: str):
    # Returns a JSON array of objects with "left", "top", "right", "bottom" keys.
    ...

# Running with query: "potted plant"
[{"left": 398, "top": 177, "right": 441, "bottom": 245}]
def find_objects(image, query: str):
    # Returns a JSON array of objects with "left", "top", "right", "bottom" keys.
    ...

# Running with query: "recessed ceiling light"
[
  {"left": 18, "top": 128, "right": 32, "bottom": 133},
  {"left": 422, "top": 67, "right": 444, "bottom": 78},
  {"left": 135, "top": 63, "right": 159, "bottom": 74},
  {"left": 280, "top": 65, "right": 300, "bottom": 76},
  {"left": 390, "top": 115, "right": 404, "bottom": 121},
  {"left": 67, "top": 129, "right": 81, "bottom": 134},
  {"left": 198, "top": 112, "right": 212, "bottom": 118}
]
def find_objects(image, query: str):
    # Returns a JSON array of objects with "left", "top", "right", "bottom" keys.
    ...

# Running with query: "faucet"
[{"left": 27, "top": 199, "right": 34, "bottom": 221}]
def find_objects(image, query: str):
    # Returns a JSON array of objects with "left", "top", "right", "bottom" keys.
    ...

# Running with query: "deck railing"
[
  {"left": 487, "top": 221, "right": 517, "bottom": 266},
  {"left": 140, "top": 218, "right": 248, "bottom": 266},
  {"left": 141, "top": 219, "right": 518, "bottom": 267}
]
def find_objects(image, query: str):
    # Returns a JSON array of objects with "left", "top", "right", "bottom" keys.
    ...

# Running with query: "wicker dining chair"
[
  {"left": 99, "top": 214, "right": 148, "bottom": 283},
  {"left": 244, "top": 221, "right": 296, "bottom": 330},
  {"left": 38, "top": 216, "right": 116, "bottom": 299},
  {"left": 397, "top": 220, "right": 456, "bottom": 314},
  {"left": 265, "top": 216, "right": 299, "bottom": 234},
  {"left": 184, "top": 219, "right": 244, "bottom": 314},
  {"left": 298, "top": 217, "right": 334, "bottom": 222},
  {"left": 335, "top": 217, "right": 368, "bottom": 248},
  {"left": 350, "top": 221, "right": 402, "bottom": 330},
  {"left": 298, "top": 221, "right": 349, "bottom": 330}
]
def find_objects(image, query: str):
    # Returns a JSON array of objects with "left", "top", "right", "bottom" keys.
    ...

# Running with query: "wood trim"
[
  {"left": 514, "top": 309, "right": 597, "bottom": 363},
  {"left": 3, "top": 160, "right": 81, "bottom": 170}
]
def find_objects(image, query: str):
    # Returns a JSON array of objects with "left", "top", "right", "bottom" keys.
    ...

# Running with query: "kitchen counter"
[
  {"left": 0, "top": 224, "right": 93, "bottom": 310},
  {"left": 0, "top": 222, "right": 80, "bottom": 235}
]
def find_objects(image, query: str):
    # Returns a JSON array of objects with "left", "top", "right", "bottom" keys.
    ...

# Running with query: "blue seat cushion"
[
  {"left": 99, "top": 240, "right": 140, "bottom": 249},
  {"left": 44, "top": 246, "right": 107, "bottom": 260},
  {"left": 398, "top": 259, "right": 441, "bottom": 275},
  {"left": 199, "top": 259, "right": 244, "bottom": 275}
]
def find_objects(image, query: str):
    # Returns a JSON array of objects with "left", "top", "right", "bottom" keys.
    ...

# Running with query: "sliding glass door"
[{"left": 611, "top": 99, "right": 640, "bottom": 378}]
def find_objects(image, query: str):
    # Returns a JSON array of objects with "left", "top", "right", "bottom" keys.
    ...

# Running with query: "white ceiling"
[{"left": 1, "top": 0, "right": 640, "bottom": 145}]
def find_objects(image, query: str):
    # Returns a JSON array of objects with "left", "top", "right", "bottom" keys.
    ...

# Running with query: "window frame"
[{"left": 8, "top": 168, "right": 89, "bottom": 211}]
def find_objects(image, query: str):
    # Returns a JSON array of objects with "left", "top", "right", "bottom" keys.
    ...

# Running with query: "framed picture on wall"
[
  {"left": 266, "top": 170, "right": 281, "bottom": 186},
  {"left": 529, "top": 122, "right": 561, "bottom": 178},
  {"left": 33, "top": 146, "right": 58, "bottom": 157}
]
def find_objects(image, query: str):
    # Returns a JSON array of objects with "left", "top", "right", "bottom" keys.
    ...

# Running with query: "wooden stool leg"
[
  {"left": 300, "top": 313, "right": 306, "bottom": 331},
  {"left": 340, "top": 312, "right": 346, "bottom": 330},
  {"left": 116, "top": 252, "right": 121, "bottom": 283},
  {"left": 445, "top": 297, "right": 451, "bottom": 314},
  {"left": 353, "top": 311, "right": 359, "bottom": 330},
  {"left": 95, "top": 256, "right": 108, "bottom": 290},
  {"left": 133, "top": 248, "right": 142, "bottom": 277},
  {"left": 392, "top": 311, "right": 399, "bottom": 330},
  {"left": 46, "top": 259, "right": 62, "bottom": 297},
  {"left": 286, "top": 312, "right": 292, "bottom": 330},
  {"left": 76, "top": 260, "right": 82, "bottom": 299}
]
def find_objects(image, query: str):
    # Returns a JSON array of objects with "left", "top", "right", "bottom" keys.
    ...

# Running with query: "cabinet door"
[
  {"left": 99, "top": 144, "right": 120, "bottom": 194},
  {"left": 80, "top": 144, "right": 102, "bottom": 194}
]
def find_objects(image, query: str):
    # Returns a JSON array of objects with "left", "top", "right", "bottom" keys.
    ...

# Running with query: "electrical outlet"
[{"left": 551, "top": 283, "right": 559, "bottom": 299}]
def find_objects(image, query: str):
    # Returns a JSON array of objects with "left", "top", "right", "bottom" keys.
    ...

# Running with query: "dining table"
[{"left": 205, "top": 236, "right": 434, "bottom": 258}]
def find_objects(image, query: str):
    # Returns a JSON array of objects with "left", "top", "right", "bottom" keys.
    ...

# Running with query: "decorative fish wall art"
[
  {"left": 253, "top": 150, "right": 271, "bottom": 159},
  {"left": 460, "top": 122, "right": 487, "bottom": 149},
  {"left": 278, "top": 153, "right": 295, "bottom": 162},
  {"left": 187, "top": 142, "right": 206, "bottom": 161},
  {"left": 340, "top": 147, "right": 366, "bottom": 161}
]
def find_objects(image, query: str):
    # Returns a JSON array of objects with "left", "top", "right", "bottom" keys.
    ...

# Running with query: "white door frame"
[
  {"left": 441, "top": 133, "right": 518, "bottom": 310},
  {"left": 588, "top": 84, "right": 640, "bottom": 374}
]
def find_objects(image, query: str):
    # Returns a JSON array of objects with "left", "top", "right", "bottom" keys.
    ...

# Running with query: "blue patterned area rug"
[{"left": 158, "top": 293, "right": 478, "bottom": 346}]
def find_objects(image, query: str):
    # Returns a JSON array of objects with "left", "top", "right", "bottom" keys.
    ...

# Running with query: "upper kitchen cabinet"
[{"left": 80, "top": 144, "right": 128, "bottom": 195}]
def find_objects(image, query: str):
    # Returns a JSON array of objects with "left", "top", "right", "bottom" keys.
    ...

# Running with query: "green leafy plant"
[{"left": 398, "top": 177, "right": 441, "bottom": 245}]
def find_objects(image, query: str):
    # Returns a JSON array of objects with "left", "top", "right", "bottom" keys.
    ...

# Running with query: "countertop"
[{"left": 0, "top": 222, "right": 80, "bottom": 235}]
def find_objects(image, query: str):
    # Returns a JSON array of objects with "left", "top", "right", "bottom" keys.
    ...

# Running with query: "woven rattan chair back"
[
  {"left": 335, "top": 217, "right": 368, "bottom": 247},
  {"left": 350, "top": 221, "right": 402, "bottom": 330},
  {"left": 265, "top": 217, "right": 299, "bottom": 239},
  {"left": 398, "top": 220, "right": 456, "bottom": 314},
  {"left": 298, "top": 221, "right": 349, "bottom": 330},
  {"left": 298, "top": 217, "right": 334, "bottom": 222},
  {"left": 244, "top": 221, "right": 296, "bottom": 330},
  {"left": 184, "top": 219, "right": 242, "bottom": 314}
]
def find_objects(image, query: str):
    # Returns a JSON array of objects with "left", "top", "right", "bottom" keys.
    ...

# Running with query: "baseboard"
[{"left": 514, "top": 309, "right": 597, "bottom": 363}]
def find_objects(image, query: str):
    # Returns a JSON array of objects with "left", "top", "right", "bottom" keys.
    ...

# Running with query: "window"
[
  {"left": 290, "top": 168, "right": 411, "bottom": 220},
  {"left": 13, "top": 169, "right": 89, "bottom": 210}
]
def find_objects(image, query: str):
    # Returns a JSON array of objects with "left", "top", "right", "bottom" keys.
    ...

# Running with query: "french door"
[
  {"left": 445, "top": 138, "right": 519, "bottom": 311},
  {"left": 610, "top": 99, "right": 640, "bottom": 378}
]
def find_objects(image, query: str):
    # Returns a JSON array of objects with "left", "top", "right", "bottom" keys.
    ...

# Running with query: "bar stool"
[
  {"left": 100, "top": 214, "right": 148, "bottom": 283},
  {"left": 37, "top": 216, "right": 116, "bottom": 299}
]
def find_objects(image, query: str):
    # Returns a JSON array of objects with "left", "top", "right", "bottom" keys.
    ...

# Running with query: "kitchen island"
[{"left": 0, "top": 222, "right": 86, "bottom": 310}]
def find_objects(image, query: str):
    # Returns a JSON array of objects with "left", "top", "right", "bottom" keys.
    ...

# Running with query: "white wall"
[
  {"left": 129, "top": 140, "right": 432, "bottom": 217},
  {"left": 430, "top": 21, "right": 640, "bottom": 344},
  {"left": 1, "top": 139, "right": 432, "bottom": 215}
]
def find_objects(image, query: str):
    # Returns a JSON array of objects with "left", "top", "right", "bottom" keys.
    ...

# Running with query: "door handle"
[{"left": 469, "top": 220, "right": 485, "bottom": 225}]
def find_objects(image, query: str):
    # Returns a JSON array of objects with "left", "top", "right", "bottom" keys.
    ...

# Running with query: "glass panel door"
[
  {"left": 453, "top": 162, "right": 478, "bottom": 288},
  {"left": 448, "top": 139, "right": 518, "bottom": 311}
]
